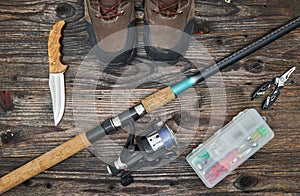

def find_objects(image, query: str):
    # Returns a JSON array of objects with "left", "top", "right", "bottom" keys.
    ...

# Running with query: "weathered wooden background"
[{"left": 0, "top": 0, "right": 300, "bottom": 195}]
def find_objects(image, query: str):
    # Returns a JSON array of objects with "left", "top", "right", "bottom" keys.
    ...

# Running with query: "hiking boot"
[
  {"left": 84, "top": 0, "right": 137, "bottom": 66},
  {"left": 144, "top": 0, "right": 195, "bottom": 64}
]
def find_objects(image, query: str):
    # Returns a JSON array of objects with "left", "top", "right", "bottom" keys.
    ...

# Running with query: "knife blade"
[{"left": 48, "top": 20, "right": 68, "bottom": 126}]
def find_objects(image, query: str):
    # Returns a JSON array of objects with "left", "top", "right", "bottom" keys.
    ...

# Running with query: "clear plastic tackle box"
[{"left": 186, "top": 108, "right": 275, "bottom": 188}]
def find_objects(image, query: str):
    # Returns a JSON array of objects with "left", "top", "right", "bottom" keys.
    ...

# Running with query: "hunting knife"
[{"left": 48, "top": 20, "right": 68, "bottom": 126}]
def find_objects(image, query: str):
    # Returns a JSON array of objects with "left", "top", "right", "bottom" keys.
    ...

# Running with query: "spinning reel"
[{"left": 107, "top": 118, "right": 178, "bottom": 186}]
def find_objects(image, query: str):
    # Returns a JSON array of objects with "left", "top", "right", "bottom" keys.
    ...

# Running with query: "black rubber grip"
[
  {"left": 86, "top": 124, "right": 107, "bottom": 143},
  {"left": 118, "top": 107, "right": 140, "bottom": 125}
]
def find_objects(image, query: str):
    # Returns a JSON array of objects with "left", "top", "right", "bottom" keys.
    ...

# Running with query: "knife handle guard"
[{"left": 48, "top": 20, "right": 68, "bottom": 73}]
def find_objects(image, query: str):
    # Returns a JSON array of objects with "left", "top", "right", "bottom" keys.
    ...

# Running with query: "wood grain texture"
[
  {"left": 48, "top": 20, "right": 68, "bottom": 73},
  {"left": 0, "top": 0, "right": 299, "bottom": 195}
]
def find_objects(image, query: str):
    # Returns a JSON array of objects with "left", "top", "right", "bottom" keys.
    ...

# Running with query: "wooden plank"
[{"left": 0, "top": 0, "right": 299, "bottom": 195}]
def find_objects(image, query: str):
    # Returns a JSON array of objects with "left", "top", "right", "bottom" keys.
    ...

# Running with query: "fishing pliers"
[{"left": 252, "top": 66, "right": 296, "bottom": 110}]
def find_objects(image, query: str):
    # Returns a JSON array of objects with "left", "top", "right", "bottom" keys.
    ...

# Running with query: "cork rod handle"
[
  {"left": 141, "top": 87, "right": 176, "bottom": 113},
  {"left": 0, "top": 133, "right": 91, "bottom": 194}
]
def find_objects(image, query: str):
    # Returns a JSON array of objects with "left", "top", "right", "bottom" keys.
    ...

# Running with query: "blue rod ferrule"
[{"left": 171, "top": 77, "right": 196, "bottom": 96}]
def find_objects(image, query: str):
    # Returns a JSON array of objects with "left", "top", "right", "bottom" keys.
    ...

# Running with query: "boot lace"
[
  {"left": 95, "top": 0, "right": 128, "bottom": 20},
  {"left": 152, "top": 0, "right": 186, "bottom": 17}
]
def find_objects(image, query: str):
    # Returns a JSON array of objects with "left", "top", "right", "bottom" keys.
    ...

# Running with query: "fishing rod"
[{"left": 1, "top": 16, "right": 300, "bottom": 194}]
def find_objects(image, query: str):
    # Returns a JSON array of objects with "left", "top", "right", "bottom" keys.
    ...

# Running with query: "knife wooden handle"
[
  {"left": 48, "top": 20, "right": 68, "bottom": 73},
  {"left": 0, "top": 132, "right": 91, "bottom": 194}
]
